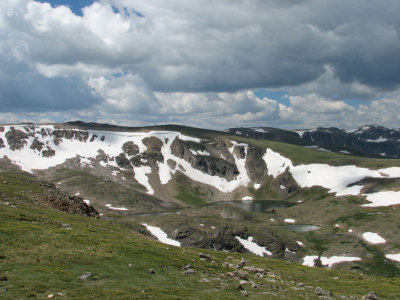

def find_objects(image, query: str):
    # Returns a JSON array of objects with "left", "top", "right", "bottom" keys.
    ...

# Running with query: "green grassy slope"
[
  {"left": 2, "top": 204, "right": 400, "bottom": 299},
  {"left": 0, "top": 169, "right": 399, "bottom": 299}
]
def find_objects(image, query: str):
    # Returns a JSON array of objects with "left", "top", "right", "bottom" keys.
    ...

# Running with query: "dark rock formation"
[
  {"left": 35, "top": 192, "right": 99, "bottom": 218},
  {"left": 0, "top": 138, "right": 4, "bottom": 149},
  {"left": 30, "top": 138, "right": 44, "bottom": 151},
  {"left": 122, "top": 141, "right": 139, "bottom": 156},
  {"left": 115, "top": 153, "right": 132, "bottom": 169},
  {"left": 245, "top": 146, "right": 266, "bottom": 182},
  {"left": 52, "top": 129, "right": 89, "bottom": 145},
  {"left": 96, "top": 150, "right": 109, "bottom": 163},
  {"left": 42, "top": 147, "right": 56, "bottom": 158},
  {"left": 171, "top": 138, "right": 239, "bottom": 180},
  {"left": 5, "top": 127, "right": 29, "bottom": 150}
]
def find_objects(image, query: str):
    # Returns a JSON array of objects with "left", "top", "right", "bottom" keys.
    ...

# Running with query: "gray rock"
[
  {"left": 362, "top": 291, "right": 379, "bottom": 300},
  {"left": 183, "top": 269, "right": 196, "bottom": 274},
  {"left": 199, "top": 253, "right": 213, "bottom": 261},
  {"left": 148, "top": 269, "right": 155, "bottom": 274},
  {"left": 78, "top": 272, "right": 92, "bottom": 281}
]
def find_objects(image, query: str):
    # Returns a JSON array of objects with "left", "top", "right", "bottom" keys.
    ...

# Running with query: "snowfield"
[
  {"left": 303, "top": 256, "right": 361, "bottom": 268},
  {"left": 385, "top": 253, "right": 400, "bottom": 262},
  {"left": 142, "top": 223, "right": 181, "bottom": 247},
  {"left": 263, "top": 148, "right": 400, "bottom": 205},
  {"left": 2, "top": 125, "right": 400, "bottom": 206},
  {"left": 105, "top": 204, "right": 128, "bottom": 211},
  {"left": 362, "top": 232, "right": 386, "bottom": 244},
  {"left": 235, "top": 236, "right": 272, "bottom": 256}
]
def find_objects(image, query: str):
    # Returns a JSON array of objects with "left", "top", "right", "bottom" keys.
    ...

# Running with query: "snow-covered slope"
[{"left": 1, "top": 124, "right": 400, "bottom": 207}]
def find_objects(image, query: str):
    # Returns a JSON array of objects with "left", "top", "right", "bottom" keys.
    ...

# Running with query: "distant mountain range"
[{"left": 227, "top": 124, "right": 400, "bottom": 158}]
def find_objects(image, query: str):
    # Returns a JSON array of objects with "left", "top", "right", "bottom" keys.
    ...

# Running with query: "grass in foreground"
[{"left": 1, "top": 204, "right": 400, "bottom": 299}]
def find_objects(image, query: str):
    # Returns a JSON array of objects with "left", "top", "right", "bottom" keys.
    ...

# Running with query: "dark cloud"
[{"left": 0, "top": 60, "right": 102, "bottom": 112}]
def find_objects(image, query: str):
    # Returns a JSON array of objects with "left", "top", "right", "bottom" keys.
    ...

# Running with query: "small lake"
[
  {"left": 221, "top": 200, "right": 295, "bottom": 213},
  {"left": 281, "top": 224, "right": 320, "bottom": 232}
]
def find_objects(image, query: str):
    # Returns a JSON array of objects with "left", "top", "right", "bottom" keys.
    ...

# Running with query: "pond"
[
  {"left": 281, "top": 224, "right": 320, "bottom": 232},
  {"left": 221, "top": 200, "right": 295, "bottom": 213}
]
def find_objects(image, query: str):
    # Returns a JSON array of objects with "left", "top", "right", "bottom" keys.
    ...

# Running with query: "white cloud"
[{"left": 1, "top": 0, "right": 400, "bottom": 130}]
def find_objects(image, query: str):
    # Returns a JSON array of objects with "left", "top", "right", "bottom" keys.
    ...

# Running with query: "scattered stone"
[
  {"left": 183, "top": 269, "right": 196, "bottom": 275},
  {"left": 78, "top": 272, "right": 92, "bottom": 281},
  {"left": 0, "top": 275, "right": 8, "bottom": 281},
  {"left": 315, "top": 287, "right": 329, "bottom": 296},
  {"left": 57, "top": 293, "right": 66, "bottom": 296},
  {"left": 148, "top": 269, "right": 155, "bottom": 274},
  {"left": 244, "top": 266, "right": 264, "bottom": 273},
  {"left": 252, "top": 283, "right": 258, "bottom": 289},
  {"left": 297, "top": 282, "right": 305, "bottom": 287},
  {"left": 226, "top": 256, "right": 233, "bottom": 260},
  {"left": 128, "top": 264, "right": 132, "bottom": 267},
  {"left": 2, "top": 181, "right": 7, "bottom": 184},
  {"left": 199, "top": 253, "right": 213, "bottom": 261},
  {"left": 241, "top": 290, "right": 248, "bottom": 297},
  {"left": 235, "top": 283, "right": 244, "bottom": 290},
  {"left": 237, "top": 258, "right": 246, "bottom": 269},
  {"left": 362, "top": 291, "right": 379, "bottom": 300},
  {"left": 183, "top": 263, "right": 193, "bottom": 270},
  {"left": 47, "top": 294, "right": 54, "bottom": 298},
  {"left": 199, "top": 278, "right": 209, "bottom": 283}
]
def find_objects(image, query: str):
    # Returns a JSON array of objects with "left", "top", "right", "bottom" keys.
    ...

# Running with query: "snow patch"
[
  {"left": 284, "top": 218, "right": 296, "bottom": 223},
  {"left": 362, "top": 232, "right": 386, "bottom": 244},
  {"left": 83, "top": 199, "right": 90, "bottom": 205},
  {"left": 366, "top": 137, "right": 388, "bottom": 143},
  {"left": 263, "top": 148, "right": 400, "bottom": 198},
  {"left": 294, "top": 130, "right": 307, "bottom": 138},
  {"left": 296, "top": 241, "right": 304, "bottom": 246},
  {"left": 242, "top": 196, "right": 253, "bottom": 201},
  {"left": 177, "top": 134, "right": 201, "bottom": 143},
  {"left": 235, "top": 236, "right": 272, "bottom": 256},
  {"left": 386, "top": 253, "right": 400, "bottom": 262},
  {"left": 134, "top": 165, "right": 154, "bottom": 195},
  {"left": 254, "top": 183, "right": 261, "bottom": 189},
  {"left": 303, "top": 256, "right": 361, "bottom": 268},
  {"left": 142, "top": 223, "right": 180, "bottom": 247},
  {"left": 105, "top": 204, "right": 128, "bottom": 211},
  {"left": 253, "top": 128, "right": 267, "bottom": 133},
  {"left": 362, "top": 191, "right": 400, "bottom": 207}
]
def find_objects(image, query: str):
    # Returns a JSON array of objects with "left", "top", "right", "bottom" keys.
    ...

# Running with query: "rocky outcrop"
[
  {"left": 35, "top": 181, "right": 99, "bottom": 218},
  {"left": 42, "top": 147, "right": 56, "bottom": 158},
  {"left": 142, "top": 137, "right": 164, "bottom": 163},
  {"left": 96, "top": 150, "right": 109, "bottom": 163},
  {"left": 122, "top": 141, "right": 139, "bottom": 156},
  {"left": 30, "top": 138, "right": 44, "bottom": 151},
  {"left": 35, "top": 193, "right": 99, "bottom": 218},
  {"left": 245, "top": 146, "right": 266, "bottom": 182},
  {"left": 0, "top": 138, "right": 4, "bottom": 149},
  {"left": 5, "top": 127, "right": 29, "bottom": 150},
  {"left": 115, "top": 153, "right": 132, "bottom": 169},
  {"left": 171, "top": 138, "right": 239, "bottom": 180},
  {"left": 52, "top": 129, "right": 89, "bottom": 145}
]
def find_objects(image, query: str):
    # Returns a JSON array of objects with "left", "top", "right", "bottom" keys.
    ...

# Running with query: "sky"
[{"left": 1, "top": 0, "right": 400, "bottom": 130}]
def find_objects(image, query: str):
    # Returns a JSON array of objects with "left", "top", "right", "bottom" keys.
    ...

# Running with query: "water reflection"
[
  {"left": 281, "top": 224, "right": 320, "bottom": 232},
  {"left": 222, "top": 200, "right": 295, "bottom": 213}
]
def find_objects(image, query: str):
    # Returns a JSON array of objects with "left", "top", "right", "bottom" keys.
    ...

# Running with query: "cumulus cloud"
[{"left": 1, "top": 0, "right": 400, "bottom": 129}]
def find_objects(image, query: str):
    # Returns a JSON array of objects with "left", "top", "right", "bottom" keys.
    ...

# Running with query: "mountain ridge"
[{"left": 1, "top": 121, "right": 400, "bottom": 278}]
